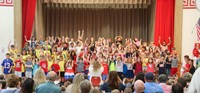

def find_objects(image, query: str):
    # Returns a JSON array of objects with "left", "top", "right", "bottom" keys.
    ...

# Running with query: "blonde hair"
[
  {"left": 92, "top": 60, "right": 101, "bottom": 72},
  {"left": 71, "top": 73, "right": 84, "bottom": 93},
  {"left": 34, "top": 67, "right": 46, "bottom": 87}
]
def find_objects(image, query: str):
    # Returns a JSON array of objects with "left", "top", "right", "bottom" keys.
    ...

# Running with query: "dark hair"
[
  {"left": 172, "top": 83, "right": 183, "bottom": 93},
  {"left": 177, "top": 78, "right": 187, "bottom": 88},
  {"left": 0, "top": 80, "right": 6, "bottom": 89},
  {"left": 6, "top": 53, "right": 10, "bottom": 56},
  {"left": 158, "top": 74, "right": 168, "bottom": 83},
  {"left": 107, "top": 71, "right": 120, "bottom": 90},
  {"left": 20, "top": 78, "right": 34, "bottom": 93},
  {"left": 135, "top": 72, "right": 145, "bottom": 83}
]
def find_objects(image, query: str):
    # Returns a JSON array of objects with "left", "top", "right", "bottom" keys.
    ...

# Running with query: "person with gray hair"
[
  {"left": 158, "top": 74, "right": 171, "bottom": 93},
  {"left": 134, "top": 80, "right": 145, "bottom": 93},
  {"left": 36, "top": 71, "right": 61, "bottom": 93},
  {"left": 80, "top": 80, "right": 92, "bottom": 93}
]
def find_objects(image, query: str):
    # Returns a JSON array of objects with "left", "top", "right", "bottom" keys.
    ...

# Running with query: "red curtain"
[
  {"left": 22, "top": 0, "right": 36, "bottom": 47},
  {"left": 154, "top": 0, "right": 175, "bottom": 51}
]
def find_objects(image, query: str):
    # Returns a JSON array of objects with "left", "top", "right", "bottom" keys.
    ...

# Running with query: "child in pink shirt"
[{"left": 146, "top": 58, "right": 155, "bottom": 73}]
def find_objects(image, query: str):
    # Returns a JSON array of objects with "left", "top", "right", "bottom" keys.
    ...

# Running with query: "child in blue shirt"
[{"left": 1, "top": 53, "right": 14, "bottom": 75}]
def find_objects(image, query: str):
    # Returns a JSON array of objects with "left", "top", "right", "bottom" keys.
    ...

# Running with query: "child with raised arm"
[
  {"left": 58, "top": 56, "right": 65, "bottom": 83},
  {"left": 64, "top": 59, "right": 74, "bottom": 79},
  {"left": 51, "top": 58, "right": 60, "bottom": 75}
]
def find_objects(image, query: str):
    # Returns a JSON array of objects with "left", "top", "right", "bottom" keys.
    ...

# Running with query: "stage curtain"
[
  {"left": 154, "top": 0, "right": 175, "bottom": 50},
  {"left": 42, "top": 3, "right": 153, "bottom": 42},
  {"left": 22, "top": 0, "right": 36, "bottom": 47}
]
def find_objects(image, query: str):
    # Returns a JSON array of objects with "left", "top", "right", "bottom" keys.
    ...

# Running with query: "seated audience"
[{"left": 36, "top": 71, "right": 61, "bottom": 93}]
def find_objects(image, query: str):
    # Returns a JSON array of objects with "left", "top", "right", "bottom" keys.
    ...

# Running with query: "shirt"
[
  {"left": 48, "top": 60, "right": 53, "bottom": 71},
  {"left": 39, "top": 61, "right": 48, "bottom": 72},
  {"left": 1, "top": 87, "right": 20, "bottom": 93},
  {"left": 77, "top": 61, "right": 84, "bottom": 72},
  {"left": 51, "top": 63, "right": 60, "bottom": 73},
  {"left": 102, "top": 63, "right": 109, "bottom": 74},
  {"left": 109, "top": 61, "right": 116, "bottom": 71},
  {"left": 171, "top": 58, "right": 178, "bottom": 68},
  {"left": 144, "top": 82, "right": 164, "bottom": 93},
  {"left": 159, "top": 83, "right": 171, "bottom": 93},
  {"left": 25, "top": 61, "right": 33, "bottom": 71},
  {"left": 116, "top": 61, "right": 123, "bottom": 72},
  {"left": 58, "top": 61, "right": 65, "bottom": 72},
  {"left": 36, "top": 81, "right": 61, "bottom": 93},
  {"left": 15, "top": 60, "right": 22, "bottom": 71},
  {"left": 1, "top": 58, "right": 14, "bottom": 74}
]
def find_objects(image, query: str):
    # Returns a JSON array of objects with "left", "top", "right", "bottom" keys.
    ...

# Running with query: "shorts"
[
  {"left": 60, "top": 72, "right": 65, "bottom": 77},
  {"left": 171, "top": 67, "right": 178, "bottom": 75},
  {"left": 26, "top": 71, "right": 32, "bottom": 78},
  {"left": 15, "top": 71, "right": 22, "bottom": 77},
  {"left": 91, "top": 77, "right": 101, "bottom": 87},
  {"left": 102, "top": 74, "right": 108, "bottom": 81},
  {"left": 22, "top": 72, "right": 25, "bottom": 77}
]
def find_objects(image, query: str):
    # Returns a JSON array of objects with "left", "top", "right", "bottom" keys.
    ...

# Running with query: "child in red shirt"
[
  {"left": 39, "top": 55, "right": 48, "bottom": 75},
  {"left": 146, "top": 58, "right": 155, "bottom": 73},
  {"left": 14, "top": 55, "right": 23, "bottom": 77},
  {"left": 183, "top": 58, "right": 191, "bottom": 74},
  {"left": 101, "top": 57, "right": 109, "bottom": 82},
  {"left": 51, "top": 59, "right": 60, "bottom": 75}
]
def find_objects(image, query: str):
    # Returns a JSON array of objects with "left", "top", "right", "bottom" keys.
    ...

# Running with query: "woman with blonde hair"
[
  {"left": 65, "top": 73, "right": 85, "bottom": 93},
  {"left": 89, "top": 60, "right": 104, "bottom": 87},
  {"left": 33, "top": 67, "right": 46, "bottom": 89}
]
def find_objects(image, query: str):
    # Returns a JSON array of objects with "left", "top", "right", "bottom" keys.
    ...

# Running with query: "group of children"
[{"left": 1, "top": 32, "right": 197, "bottom": 83}]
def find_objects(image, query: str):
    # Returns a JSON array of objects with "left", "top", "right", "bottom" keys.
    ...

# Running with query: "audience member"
[
  {"left": 111, "top": 89, "right": 120, "bottom": 93},
  {"left": 89, "top": 88, "right": 101, "bottom": 93},
  {"left": 1, "top": 74, "right": 20, "bottom": 93},
  {"left": 65, "top": 73, "right": 84, "bottom": 93},
  {"left": 36, "top": 71, "right": 61, "bottom": 93},
  {"left": 188, "top": 68, "right": 200, "bottom": 93},
  {"left": 144, "top": 72, "right": 164, "bottom": 93},
  {"left": 100, "top": 71, "right": 125, "bottom": 92},
  {"left": 158, "top": 74, "right": 171, "bottom": 93},
  {"left": 124, "top": 88, "right": 132, "bottom": 93},
  {"left": 172, "top": 83, "right": 183, "bottom": 93},
  {"left": 134, "top": 80, "right": 145, "bottom": 93},
  {"left": 20, "top": 78, "right": 34, "bottom": 93},
  {"left": 80, "top": 80, "right": 92, "bottom": 93},
  {"left": 33, "top": 68, "right": 46, "bottom": 88}
]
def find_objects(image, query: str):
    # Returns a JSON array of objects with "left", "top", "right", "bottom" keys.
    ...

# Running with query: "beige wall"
[
  {"left": 14, "top": 0, "right": 22, "bottom": 52},
  {"left": 174, "top": 0, "right": 183, "bottom": 60}
]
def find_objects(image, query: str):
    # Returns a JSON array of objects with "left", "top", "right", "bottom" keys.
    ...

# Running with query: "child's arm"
[
  {"left": 158, "top": 36, "right": 161, "bottom": 46},
  {"left": 167, "top": 37, "right": 171, "bottom": 46},
  {"left": 8, "top": 40, "right": 11, "bottom": 50}
]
